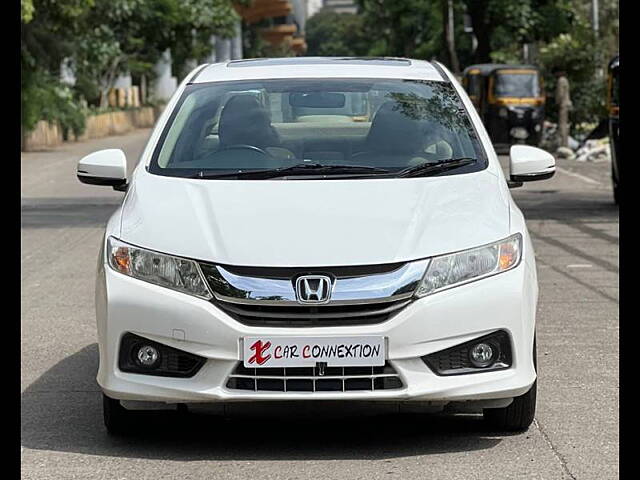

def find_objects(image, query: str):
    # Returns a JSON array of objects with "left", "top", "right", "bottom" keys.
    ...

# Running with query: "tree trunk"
[
  {"left": 443, "top": 0, "right": 460, "bottom": 74},
  {"left": 99, "top": 88, "right": 109, "bottom": 109},
  {"left": 464, "top": 0, "right": 492, "bottom": 64},
  {"left": 99, "top": 55, "right": 124, "bottom": 109},
  {"left": 141, "top": 75, "right": 147, "bottom": 105}
]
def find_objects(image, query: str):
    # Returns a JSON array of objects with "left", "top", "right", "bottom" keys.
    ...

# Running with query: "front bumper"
[{"left": 96, "top": 258, "right": 537, "bottom": 404}]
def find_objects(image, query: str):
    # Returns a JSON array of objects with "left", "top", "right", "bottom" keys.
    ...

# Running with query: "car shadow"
[
  {"left": 21, "top": 197, "right": 122, "bottom": 229},
  {"left": 514, "top": 186, "right": 619, "bottom": 222},
  {"left": 21, "top": 344, "right": 512, "bottom": 461}
]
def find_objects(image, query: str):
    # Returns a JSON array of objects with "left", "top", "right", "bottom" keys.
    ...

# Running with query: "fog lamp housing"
[
  {"left": 421, "top": 330, "right": 512, "bottom": 376},
  {"left": 118, "top": 333, "right": 206, "bottom": 378}
]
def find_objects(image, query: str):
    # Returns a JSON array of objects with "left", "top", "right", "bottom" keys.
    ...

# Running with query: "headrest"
[
  {"left": 365, "top": 101, "right": 423, "bottom": 154},
  {"left": 218, "top": 95, "right": 279, "bottom": 148}
]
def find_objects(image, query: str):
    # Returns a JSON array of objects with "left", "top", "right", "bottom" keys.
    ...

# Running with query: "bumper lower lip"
[
  {"left": 96, "top": 258, "right": 537, "bottom": 404},
  {"left": 102, "top": 358, "right": 533, "bottom": 403}
]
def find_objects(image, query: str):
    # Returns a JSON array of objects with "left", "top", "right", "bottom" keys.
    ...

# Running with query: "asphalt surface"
[{"left": 21, "top": 129, "right": 618, "bottom": 479}]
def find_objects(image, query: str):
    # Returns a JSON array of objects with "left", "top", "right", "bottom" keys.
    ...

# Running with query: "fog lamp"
[
  {"left": 136, "top": 345, "right": 160, "bottom": 367},
  {"left": 469, "top": 342, "right": 496, "bottom": 368}
]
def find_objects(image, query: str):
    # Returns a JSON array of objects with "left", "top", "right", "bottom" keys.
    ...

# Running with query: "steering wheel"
[{"left": 218, "top": 144, "right": 271, "bottom": 157}]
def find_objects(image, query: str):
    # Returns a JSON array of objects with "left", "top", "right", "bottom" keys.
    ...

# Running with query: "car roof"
[{"left": 191, "top": 57, "right": 446, "bottom": 84}]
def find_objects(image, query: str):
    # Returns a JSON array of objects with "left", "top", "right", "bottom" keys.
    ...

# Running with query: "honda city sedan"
[{"left": 77, "top": 57, "right": 555, "bottom": 434}]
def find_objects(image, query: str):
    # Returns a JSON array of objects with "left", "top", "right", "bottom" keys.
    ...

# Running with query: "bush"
[
  {"left": 538, "top": 30, "right": 607, "bottom": 132},
  {"left": 21, "top": 69, "right": 86, "bottom": 140}
]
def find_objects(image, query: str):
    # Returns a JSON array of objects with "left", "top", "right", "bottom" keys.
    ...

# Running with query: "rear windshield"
[
  {"left": 494, "top": 72, "right": 540, "bottom": 98},
  {"left": 149, "top": 78, "right": 487, "bottom": 179}
]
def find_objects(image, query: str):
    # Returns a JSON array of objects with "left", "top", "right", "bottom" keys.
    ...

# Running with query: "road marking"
[
  {"left": 567, "top": 264, "right": 592, "bottom": 268},
  {"left": 555, "top": 166, "right": 601, "bottom": 185}
]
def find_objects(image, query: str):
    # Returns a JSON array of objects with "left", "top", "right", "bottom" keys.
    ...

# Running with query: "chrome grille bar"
[{"left": 200, "top": 260, "right": 429, "bottom": 306}]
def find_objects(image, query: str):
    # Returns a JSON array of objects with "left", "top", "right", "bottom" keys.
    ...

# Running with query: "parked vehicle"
[
  {"left": 608, "top": 55, "right": 620, "bottom": 204},
  {"left": 77, "top": 57, "right": 555, "bottom": 435},
  {"left": 462, "top": 64, "right": 545, "bottom": 151}
]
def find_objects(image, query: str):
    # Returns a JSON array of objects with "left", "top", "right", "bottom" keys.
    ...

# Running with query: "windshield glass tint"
[
  {"left": 466, "top": 74, "right": 481, "bottom": 98},
  {"left": 494, "top": 72, "right": 539, "bottom": 98},
  {"left": 150, "top": 78, "right": 486, "bottom": 178}
]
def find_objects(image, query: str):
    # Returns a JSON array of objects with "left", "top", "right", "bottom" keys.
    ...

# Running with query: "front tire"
[
  {"left": 103, "top": 394, "right": 134, "bottom": 435},
  {"left": 483, "top": 380, "right": 537, "bottom": 431},
  {"left": 483, "top": 337, "right": 537, "bottom": 431}
]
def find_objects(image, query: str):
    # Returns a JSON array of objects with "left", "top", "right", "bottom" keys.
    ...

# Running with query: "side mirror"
[
  {"left": 508, "top": 145, "right": 555, "bottom": 188},
  {"left": 77, "top": 149, "right": 128, "bottom": 191}
]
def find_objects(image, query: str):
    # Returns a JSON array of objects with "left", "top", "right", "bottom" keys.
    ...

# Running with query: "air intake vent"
[{"left": 226, "top": 362, "right": 403, "bottom": 392}]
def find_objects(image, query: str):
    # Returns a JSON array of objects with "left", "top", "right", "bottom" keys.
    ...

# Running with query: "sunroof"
[{"left": 227, "top": 57, "right": 412, "bottom": 68}]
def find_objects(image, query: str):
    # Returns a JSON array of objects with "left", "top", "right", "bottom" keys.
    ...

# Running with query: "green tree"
[
  {"left": 21, "top": 0, "right": 34, "bottom": 22},
  {"left": 460, "top": 0, "right": 573, "bottom": 64},
  {"left": 538, "top": 28, "right": 606, "bottom": 128},
  {"left": 355, "top": 0, "right": 443, "bottom": 58},
  {"left": 21, "top": 0, "right": 95, "bottom": 136},
  {"left": 21, "top": 0, "right": 240, "bottom": 136},
  {"left": 305, "top": 11, "right": 369, "bottom": 57},
  {"left": 73, "top": 0, "right": 239, "bottom": 107}
]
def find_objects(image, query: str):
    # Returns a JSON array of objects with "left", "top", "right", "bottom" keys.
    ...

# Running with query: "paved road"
[{"left": 21, "top": 130, "right": 618, "bottom": 479}]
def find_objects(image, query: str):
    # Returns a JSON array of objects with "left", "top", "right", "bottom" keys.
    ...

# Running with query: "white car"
[{"left": 77, "top": 57, "right": 555, "bottom": 435}]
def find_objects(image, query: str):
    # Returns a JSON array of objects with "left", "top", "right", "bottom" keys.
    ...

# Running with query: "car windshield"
[
  {"left": 465, "top": 73, "right": 482, "bottom": 98},
  {"left": 494, "top": 72, "right": 540, "bottom": 98},
  {"left": 150, "top": 78, "right": 487, "bottom": 179},
  {"left": 610, "top": 70, "right": 619, "bottom": 107}
]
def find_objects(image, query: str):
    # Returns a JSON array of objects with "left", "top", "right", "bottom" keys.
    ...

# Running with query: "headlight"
[
  {"left": 107, "top": 237, "right": 212, "bottom": 300},
  {"left": 415, "top": 233, "right": 522, "bottom": 297}
]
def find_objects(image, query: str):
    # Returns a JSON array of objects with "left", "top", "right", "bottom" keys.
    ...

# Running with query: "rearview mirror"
[
  {"left": 509, "top": 145, "right": 555, "bottom": 188},
  {"left": 77, "top": 149, "right": 128, "bottom": 191},
  {"left": 289, "top": 92, "right": 346, "bottom": 108}
]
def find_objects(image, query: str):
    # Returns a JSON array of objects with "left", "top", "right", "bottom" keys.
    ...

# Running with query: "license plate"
[{"left": 242, "top": 336, "right": 385, "bottom": 368}]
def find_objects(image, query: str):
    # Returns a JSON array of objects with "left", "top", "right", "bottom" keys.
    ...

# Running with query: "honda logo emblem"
[{"left": 295, "top": 275, "right": 332, "bottom": 304}]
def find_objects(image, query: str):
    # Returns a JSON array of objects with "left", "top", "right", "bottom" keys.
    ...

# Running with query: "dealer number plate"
[{"left": 242, "top": 336, "right": 385, "bottom": 368}]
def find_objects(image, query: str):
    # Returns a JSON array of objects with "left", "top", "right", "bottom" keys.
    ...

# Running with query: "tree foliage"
[
  {"left": 305, "top": 11, "right": 369, "bottom": 57},
  {"left": 21, "top": 0, "right": 95, "bottom": 134},
  {"left": 21, "top": 0, "right": 34, "bottom": 22},
  {"left": 538, "top": 29, "right": 606, "bottom": 126},
  {"left": 21, "top": 0, "right": 239, "bottom": 133},
  {"left": 316, "top": 0, "right": 617, "bottom": 129},
  {"left": 354, "top": 0, "right": 443, "bottom": 58}
]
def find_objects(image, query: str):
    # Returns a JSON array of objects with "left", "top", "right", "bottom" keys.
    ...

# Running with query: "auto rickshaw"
[
  {"left": 462, "top": 64, "right": 545, "bottom": 151},
  {"left": 607, "top": 55, "right": 620, "bottom": 204}
]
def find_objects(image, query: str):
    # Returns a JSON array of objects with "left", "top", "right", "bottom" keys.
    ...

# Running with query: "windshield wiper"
[
  {"left": 396, "top": 157, "right": 477, "bottom": 178},
  {"left": 188, "top": 163, "right": 391, "bottom": 180}
]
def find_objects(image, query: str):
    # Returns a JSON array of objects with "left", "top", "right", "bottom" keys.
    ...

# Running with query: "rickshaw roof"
[{"left": 463, "top": 64, "right": 539, "bottom": 76}]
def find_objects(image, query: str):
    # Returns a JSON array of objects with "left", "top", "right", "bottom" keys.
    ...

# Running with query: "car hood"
[{"left": 119, "top": 171, "right": 510, "bottom": 267}]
